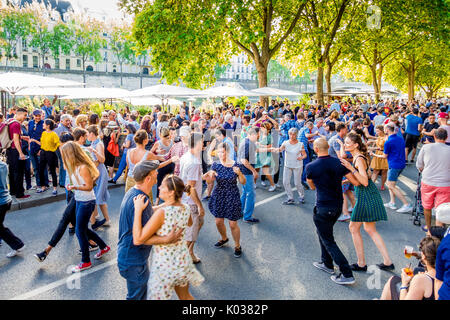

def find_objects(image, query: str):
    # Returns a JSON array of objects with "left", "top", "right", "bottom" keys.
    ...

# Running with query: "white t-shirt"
[
  {"left": 179, "top": 152, "right": 203, "bottom": 205},
  {"left": 282, "top": 140, "right": 304, "bottom": 169}
]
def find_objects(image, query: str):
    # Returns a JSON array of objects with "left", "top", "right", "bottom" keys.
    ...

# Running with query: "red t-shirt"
[{"left": 8, "top": 120, "right": 21, "bottom": 149}]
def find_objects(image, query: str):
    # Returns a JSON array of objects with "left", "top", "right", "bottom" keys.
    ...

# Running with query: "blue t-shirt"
[
  {"left": 117, "top": 187, "right": 153, "bottom": 267},
  {"left": 384, "top": 134, "right": 406, "bottom": 169},
  {"left": 305, "top": 156, "right": 349, "bottom": 208},
  {"left": 0, "top": 161, "right": 12, "bottom": 206},
  {"left": 28, "top": 120, "right": 44, "bottom": 154},
  {"left": 436, "top": 233, "right": 450, "bottom": 300},
  {"left": 405, "top": 114, "right": 423, "bottom": 136},
  {"left": 41, "top": 105, "right": 54, "bottom": 119}
]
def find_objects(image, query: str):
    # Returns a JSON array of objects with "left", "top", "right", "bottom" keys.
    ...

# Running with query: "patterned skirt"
[{"left": 351, "top": 180, "right": 388, "bottom": 222}]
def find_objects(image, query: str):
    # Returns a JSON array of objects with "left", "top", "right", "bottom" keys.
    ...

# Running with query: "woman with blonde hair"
[
  {"left": 75, "top": 114, "right": 88, "bottom": 129},
  {"left": 61, "top": 141, "right": 110, "bottom": 272}
]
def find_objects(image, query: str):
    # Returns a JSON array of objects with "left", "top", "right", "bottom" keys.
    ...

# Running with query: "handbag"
[{"left": 107, "top": 132, "right": 120, "bottom": 157}]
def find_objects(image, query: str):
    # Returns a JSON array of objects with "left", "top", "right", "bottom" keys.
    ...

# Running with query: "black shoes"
[
  {"left": 68, "top": 227, "right": 75, "bottom": 235},
  {"left": 350, "top": 263, "right": 367, "bottom": 272},
  {"left": 234, "top": 247, "right": 242, "bottom": 258},
  {"left": 377, "top": 263, "right": 395, "bottom": 271},
  {"left": 34, "top": 251, "right": 48, "bottom": 262},
  {"left": 214, "top": 238, "right": 229, "bottom": 248},
  {"left": 108, "top": 179, "right": 116, "bottom": 184},
  {"left": 92, "top": 219, "right": 106, "bottom": 230},
  {"left": 243, "top": 218, "right": 260, "bottom": 223}
]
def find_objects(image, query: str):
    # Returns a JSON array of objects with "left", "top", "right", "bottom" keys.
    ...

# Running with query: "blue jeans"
[
  {"left": 118, "top": 263, "right": 150, "bottom": 300},
  {"left": 75, "top": 200, "right": 106, "bottom": 263},
  {"left": 241, "top": 175, "right": 255, "bottom": 220},
  {"left": 30, "top": 151, "right": 48, "bottom": 187},
  {"left": 113, "top": 149, "right": 128, "bottom": 182},
  {"left": 302, "top": 155, "right": 310, "bottom": 184},
  {"left": 56, "top": 149, "right": 65, "bottom": 187}
]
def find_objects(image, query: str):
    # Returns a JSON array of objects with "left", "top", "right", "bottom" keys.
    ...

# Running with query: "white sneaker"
[
  {"left": 338, "top": 215, "right": 351, "bottom": 222},
  {"left": 6, "top": 245, "right": 25, "bottom": 258},
  {"left": 384, "top": 202, "right": 397, "bottom": 210},
  {"left": 396, "top": 204, "right": 412, "bottom": 213},
  {"left": 261, "top": 181, "right": 267, "bottom": 187},
  {"left": 268, "top": 185, "right": 276, "bottom": 192}
]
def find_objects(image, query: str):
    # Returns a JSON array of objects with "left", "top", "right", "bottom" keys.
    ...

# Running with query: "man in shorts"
[
  {"left": 416, "top": 128, "right": 450, "bottom": 234},
  {"left": 372, "top": 123, "right": 411, "bottom": 213},
  {"left": 404, "top": 107, "right": 423, "bottom": 163}
]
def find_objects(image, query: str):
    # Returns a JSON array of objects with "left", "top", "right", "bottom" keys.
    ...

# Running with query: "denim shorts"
[{"left": 387, "top": 168, "right": 403, "bottom": 182}]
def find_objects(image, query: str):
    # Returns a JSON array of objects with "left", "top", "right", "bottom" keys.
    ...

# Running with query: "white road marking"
[{"left": 10, "top": 259, "right": 116, "bottom": 300}]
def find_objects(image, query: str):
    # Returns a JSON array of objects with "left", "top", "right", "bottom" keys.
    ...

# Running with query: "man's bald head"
[{"left": 313, "top": 138, "right": 329, "bottom": 154}]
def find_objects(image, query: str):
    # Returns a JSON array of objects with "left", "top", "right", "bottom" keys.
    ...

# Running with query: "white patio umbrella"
[
  {"left": 60, "top": 87, "right": 131, "bottom": 100},
  {"left": 0, "top": 72, "right": 83, "bottom": 95},
  {"left": 16, "top": 87, "right": 81, "bottom": 97},
  {"left": 128, "top": 97, "right": 183, "bottom": 106},
  {"left": 130, "top": 84, "right": 206, "bottom": 100},
  {"left": 250, "top": 86, "right": 301, "bottom": 97},
  {"left": 203, "top": 85, "right": 259, "bottom": 98}
]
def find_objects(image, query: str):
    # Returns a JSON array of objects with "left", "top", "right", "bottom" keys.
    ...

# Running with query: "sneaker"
[
  {"left": 261, "top": 181, "right": 267, "bottom": 187},
  {"left": 94, "top": 246, "right": 111, "bottom": 259},
  {"left": 72, "top": 262, "right": 92, "bottom": 273},
  {"left": 52, "top": 190, "right": 57, "bottom": 196},
  {"left": 330, "top": 273, "right": 355, "bottom": 285},
  {"left": 214, "top": 239, "right": 229, "bottom": 248},
  {"left": 243, "top": 218, "right": 260, "bottom": 224},
  {"left": 338, "top": 214, "right": 351, "bottom": 222},
  {"left": 34, "top": 251, "right": 47, "bottom": 262},
  {"left": 268, "top": 185, "right": 276, "bottom": 192},
  {"left": 276, "top": 183, "right": 282, "bottom": 188},
  {"left": 396, "top": 204, "right": 412, "bottom": 213},
  {"left": 108, "top": 179, "right": 116, "bottom": 184},
  {"left": 92, "top": 219, "right": 106, "bottom": 230},
  {"left": 350, "top": 263, "right": 367, "bottom": 272},
  {"left": 376, "top": 263, "right": 395, "bottom": 271},
  {"left": 78, "top": 244, "right": 99, "bottom": 254},
  {"left": 313, "top": 262, "right": 335, "bottom": 274},
  {"left": 282, "top": 198, "right": 295, "bottom": 205},
  {"left": 202, "top": 195, "right": 211, "bottom": 201},
  {"left": 68, "top": 227, "right": 75, "bottom": 235},
  {"left": 384, "top": 202, "right": 397, "bottom": 210},
  {"left": 6, "top": 245, "right": 25, "bottom": 258},
  {"left": 36, "top": 188, "right": 47, "bottom": 193},
  {"left": 234, "top": 246, "right": 242, "bottom": 258},
  {"left": 103, "top": 220, "right": 111, "bottom": 227},
  {"left": 299, "top": 197, "right": 305, "bottom": 204},
  {"left": 17, "top": 195, "right": 31, "bottom": 199}
]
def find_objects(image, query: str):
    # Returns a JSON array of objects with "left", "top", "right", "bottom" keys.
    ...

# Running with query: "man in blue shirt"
[
  {"left": 279, "top": 114, "right": 298, "bottom": 146},
  {"left": 117, "top": 160, "right": 182, "bottom": 300},
  {"left": 404, "top": 108, "right": 423, "bottom": 163},
  {"left": 41, "top": 98, "right": 56, "bottom": 119},
  {"left": 28, "top": 110, "right": 47, "bottom": 188},
  {"left": 371, "top": 123, "right": 411, "bottom": 213}
]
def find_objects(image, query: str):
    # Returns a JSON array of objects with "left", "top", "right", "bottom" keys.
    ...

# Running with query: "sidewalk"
[{"left": 10, "top": 178, "right": 125, "bottom": 212}]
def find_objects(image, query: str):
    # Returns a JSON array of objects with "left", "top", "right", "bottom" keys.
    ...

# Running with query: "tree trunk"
[
  {"left": 325, "top": 63, "right": 332, "bottom": 104},
  {"left": 120, "top": 62, "right": 123, "bottom": 86},
  {"left": 407, "top": 58, "right": 415, "bottom": 102},
  {"left": 82, "top": 58, "right": 86, "bottom": 87},
  {"left": 371, "top": 64, "right": 380, "bottom": 103},
  {"left": 256, "top": 63, "right": 268, "bottom": 107},
  {"left": 376, "top": 64, "right": 383, "bottom": 102},
  {"left": 316, "top": 66, "right": 324, "bottom": 106}
]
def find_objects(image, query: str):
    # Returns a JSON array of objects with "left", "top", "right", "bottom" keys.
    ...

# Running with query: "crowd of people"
[{"left": 0, "top": 95, "right": 449, "bottom": 300}]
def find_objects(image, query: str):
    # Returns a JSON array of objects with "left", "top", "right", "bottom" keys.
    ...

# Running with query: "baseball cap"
[
  {"left": 438, "top": 112, "right": 449, "bottom": 119},
  {"left": 133, "top": 160, "right": 160, "bottom": 182},
  {"left": 32, "top": 109, "right": 42, "bottom": 116}
]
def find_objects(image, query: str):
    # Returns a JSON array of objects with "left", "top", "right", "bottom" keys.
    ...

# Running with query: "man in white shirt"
[
  {"left": 416, "top": 128, "right": 450, "bottom": 234},
  {"left": 180, "top": 132, "right": 205, "bottom": 264}
]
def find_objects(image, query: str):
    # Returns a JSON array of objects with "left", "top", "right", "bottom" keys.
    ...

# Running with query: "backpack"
[{"left": 0, "top": 119, "right": 19, "bottom": 151}]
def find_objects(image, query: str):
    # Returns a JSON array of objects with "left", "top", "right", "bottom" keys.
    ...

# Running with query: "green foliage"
[
  {"left": 226, "top": 96, "right": 248, "bottom": 109},
  {"left": 109, "top": 23, "right": 136, "bottom": 71}
]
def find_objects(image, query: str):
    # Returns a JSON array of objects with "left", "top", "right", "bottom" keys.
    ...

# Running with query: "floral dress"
[{"left": 148, "top": 204, "right": 204, "bottom": 300}]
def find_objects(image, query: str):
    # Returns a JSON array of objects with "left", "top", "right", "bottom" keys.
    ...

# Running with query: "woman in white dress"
[{"left": 132, "top": 175, "right": 204, "bottom": 300}]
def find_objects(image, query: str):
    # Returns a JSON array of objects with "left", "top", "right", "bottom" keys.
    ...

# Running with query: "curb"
[{"left": 10, "top": 183, "right": 124, "bottom": 212}]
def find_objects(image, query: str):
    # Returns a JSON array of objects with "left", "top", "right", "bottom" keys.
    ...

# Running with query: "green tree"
[
  {"left": 416, "top": 49, "right": 450, "bottom": 99},
  {"left": 109, "top": 22, "right": 136, "bottom": 86},
  {"left": 71, "top": 15, "right": 106, "bottom": 85},
  {"left": 267, "top": 60, "right": 291, "bottom": 87},
  {"left": 0, "top": 3, "right": 35, "bottom": 69},
  {"left": 120, "top": 0, "right": 308, "bottom": 106}
]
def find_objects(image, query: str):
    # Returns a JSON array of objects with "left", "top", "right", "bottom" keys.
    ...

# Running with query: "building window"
[
  {"left": 22, "top": 39, "right": 27, "bottom": 51},
  {"left": 77, "top": 59, "right": 81, "bottom": 68},
  {"left": 143, "top": 67, "right": 149, "bottom": 75},
  {"left": 86, "top": 65, "right": 94, "bottom": 72},
  {"left": 55, "top": 58, "right": 60, "bottom": 69},
  {"left": 23, "top": 55, "right": 28, "bottom": 68},
  {"left": 33, "top": 56, "right": 38, "bottom": 68},
  {"left": 66, "top": 58, "right": 70, "bottom": 70}
]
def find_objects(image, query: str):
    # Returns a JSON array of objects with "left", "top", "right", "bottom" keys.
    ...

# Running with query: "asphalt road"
[{"left": 0, "top": 163, "right": 426, "bottom": 300}]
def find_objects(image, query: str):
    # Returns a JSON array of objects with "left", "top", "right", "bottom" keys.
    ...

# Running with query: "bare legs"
[
  {"left": 174, "top": 284, "right": 194, "bottom": 300},
  {"left": 349, "top": 221, "right": 393, "bottom": 267},
  {"left": 215, "top": 218, "right": 240, "bottom": 249},
  {"left": 386, "top": 181, "right": 408, "bottom": 206},
  {"left": 372, "top": 169, "right": 387, "bottom": 189}
]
